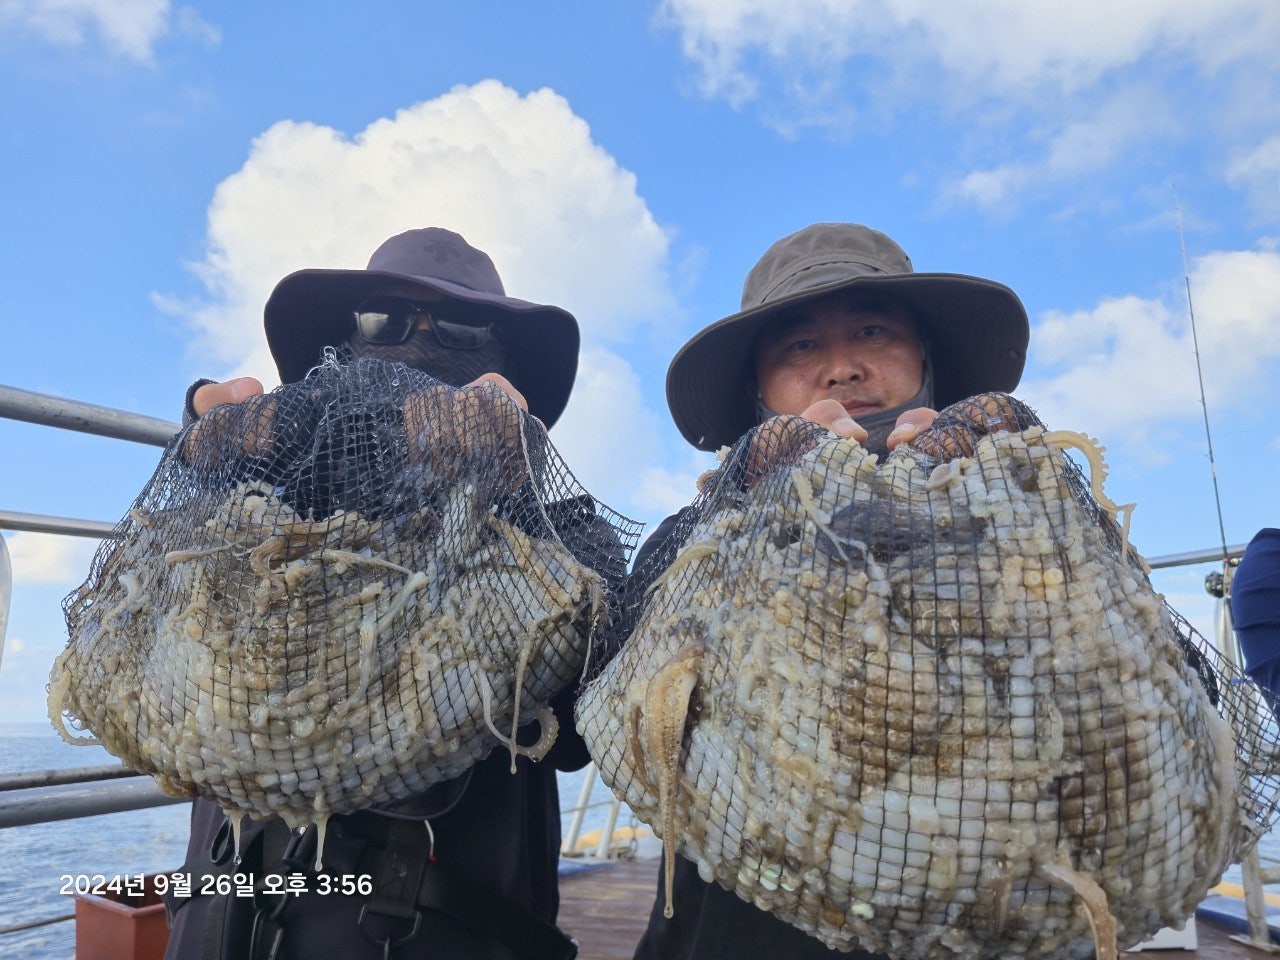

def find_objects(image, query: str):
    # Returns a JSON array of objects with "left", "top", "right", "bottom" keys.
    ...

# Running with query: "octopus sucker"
[
  {"left": 47, "top": 667, "right": 101, "bottom": 745},
  {"left": 1041, "top": 429, "right": 1138, "bottom": 564},
  {"left": 518, "top": 706, "right": 560, "bottom": 762},
  {"left": 578, "top": 393, "right": 1250, "bottom": 959}
]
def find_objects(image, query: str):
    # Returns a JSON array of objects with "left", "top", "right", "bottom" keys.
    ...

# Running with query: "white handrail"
[
  {"left": 562, "top": 761, "right": 598, "bottom": 853},
  {"left": 0, "top": 533, "right": 10, "bottom": 676},
  {"left": 559, "top": 761, "right": 635, "bottom": 860},
  {"left": 0, "top": 383, "right": 179, "bottom": 446}
]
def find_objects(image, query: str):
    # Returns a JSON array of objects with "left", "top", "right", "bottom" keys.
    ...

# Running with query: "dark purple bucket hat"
[
  {"left": 666, "top": 223, "right": 1030, "bottom": 451},
  {"left": 264, "top": 228, "right": 580, "bottom": 428}
]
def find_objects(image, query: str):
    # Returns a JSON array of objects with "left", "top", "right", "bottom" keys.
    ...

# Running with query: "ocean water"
[{"left": 0, "top": 723, "right": 632, "bottom": 960}]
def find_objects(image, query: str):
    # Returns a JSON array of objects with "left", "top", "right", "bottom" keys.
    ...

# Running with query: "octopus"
[
  {"left": 576, "top": 393, "right": 1255, "bottom": 960},
  {"left": 50, "top": 359, "right": 611, "bottom": 860}
]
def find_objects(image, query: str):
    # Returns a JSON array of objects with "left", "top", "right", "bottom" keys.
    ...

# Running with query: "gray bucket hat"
[
  {"left": 666, "top": 223, "right": 1030, "bottom": 451},
  {"left": 264, "top": 227, "right": 580, "bottom": 428}
]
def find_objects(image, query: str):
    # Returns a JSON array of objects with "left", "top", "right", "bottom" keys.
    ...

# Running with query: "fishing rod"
[{"left": 1173, "top": 185, "right": 1231, "bottom": 566}]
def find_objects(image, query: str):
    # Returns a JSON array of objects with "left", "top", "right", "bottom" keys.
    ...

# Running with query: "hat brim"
[
  {"left": 264, "top": 269, "right": 579, "bottom": 429},
  {"left": 666, "top": 273, "right": 1030, "bottom": 451}
]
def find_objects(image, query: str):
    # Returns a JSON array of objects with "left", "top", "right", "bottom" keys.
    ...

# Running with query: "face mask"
[
  {"left": 845, "top": 375, "right": 934, "bottom": 456},
  {"left": 345, "top": 326, "right": 509, "bottom": 387},
  {"left": 756, "top": 348, "right": 935, "bottom": 457}
]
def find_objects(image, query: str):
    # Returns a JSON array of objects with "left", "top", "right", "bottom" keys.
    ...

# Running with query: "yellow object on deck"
[
  {"left": 1210, "top": 882, "right": 1280, "bottom": 909},
  {"left": 572, "top": 826, "right": 652, "bottom": 853}
]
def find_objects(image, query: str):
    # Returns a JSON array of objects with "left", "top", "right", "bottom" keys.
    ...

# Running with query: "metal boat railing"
[
  {"left": 0, "top": 529, "right": 10, "bottom": 678},
  {"left": 0, "top": 383, "right": 1276, "bottom": 945}
]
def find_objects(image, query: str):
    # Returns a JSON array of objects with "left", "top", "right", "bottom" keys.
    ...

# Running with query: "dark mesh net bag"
[
  {"left": 52, "top": 356, "right": 639, "bottom": 837},
  {"left": 576, "top": 393, "right": 1280, "bottom": 960}
]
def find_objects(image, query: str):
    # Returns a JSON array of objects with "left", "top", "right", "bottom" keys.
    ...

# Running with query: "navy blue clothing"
[{"left": 1234, "top": 528, "right": 1280, "bottom": 699}]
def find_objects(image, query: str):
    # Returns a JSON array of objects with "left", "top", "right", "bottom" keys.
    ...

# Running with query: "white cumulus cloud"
[
  {"left": 659, "top": 0, "right": 1280, "bottom": 210},
  {"left": 0, "top": 0, "right": 215, "bottom": 62},
  {"left": 3, "top": 531, "right": 99, "bottom": 586},
  {"left": 634, "top": 462, "right": 712, "bottom": 519},
  {"left": 660, "top": 0, "right": 1279, "bottom": 105},
  {"left": 945, "top": 88, "right": 1176, "bottom": 211},
  {"left": 1227, "top": 135, "right": 1280, "bottom": 220},
  {"left": 551, "top": 345, "right": 668, "bottom": 516},
  {"left": 1019, "top": 244, "right": 1280, "bottom": 445}
]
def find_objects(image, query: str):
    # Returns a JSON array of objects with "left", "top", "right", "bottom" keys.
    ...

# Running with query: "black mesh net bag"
[
  {"left": 52, "top": 355, "right": 640, "bottom": 837},
  {"left": 576, "top": 392, "right": 1280, "bottom": 960}
]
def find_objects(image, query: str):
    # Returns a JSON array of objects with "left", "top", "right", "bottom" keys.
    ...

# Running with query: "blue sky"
[{"left": 1, "top": 0, "right": 1278, "bottom": 724}]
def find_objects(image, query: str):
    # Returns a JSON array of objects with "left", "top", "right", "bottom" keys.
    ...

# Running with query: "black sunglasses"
[{"left": 353, "top": 296, "right": 496, "bottom": 351}]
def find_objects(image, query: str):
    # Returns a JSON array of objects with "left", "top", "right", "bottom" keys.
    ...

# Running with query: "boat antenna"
[{"left": 1173, "top": 184, "right": 1230, "bottom": 562}]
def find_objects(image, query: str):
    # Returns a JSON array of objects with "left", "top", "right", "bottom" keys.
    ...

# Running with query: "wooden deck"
[
  {"left": 559, "top": 856, "right": 658, "bottom": 960},
  {"left": 1166, "top": 925, "right": 1280, "bottom": 960},
  {"left": 556, "top": 856, "right": 1280, "bottom": 960}
]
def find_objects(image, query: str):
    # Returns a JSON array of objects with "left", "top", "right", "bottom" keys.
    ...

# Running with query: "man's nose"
[{"left": 823, "top": 346, "right": 864, "bottom": 385}]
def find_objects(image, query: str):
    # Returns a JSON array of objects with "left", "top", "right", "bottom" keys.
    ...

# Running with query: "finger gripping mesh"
[
  {"left": 578, "top": 392, "right": 1278, "bottom": 959},
  {"left": 53, "top": 357, "right": 637, "bottom": 831}
]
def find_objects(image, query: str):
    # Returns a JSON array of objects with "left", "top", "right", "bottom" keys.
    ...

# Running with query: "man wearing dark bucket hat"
[
  {"left": 627, "top": 222, "right": 1031, "bottom": 960},
  {"left": 164, "top": 228, "right": 619, "bottom": 960},
  {"left": 184, "top": 225, "right": 578, "bottom": 437}
]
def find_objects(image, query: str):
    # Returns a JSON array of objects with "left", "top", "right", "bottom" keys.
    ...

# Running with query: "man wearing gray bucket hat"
[
  {"left": 666, "top": 221, "right": 1028, "bottom": 457},
  {"left": 166, "top": 228, "right": 612, "bottom": 960},
  {"left": 629, "top": 222, "right": 1031, "bottom": 960}
]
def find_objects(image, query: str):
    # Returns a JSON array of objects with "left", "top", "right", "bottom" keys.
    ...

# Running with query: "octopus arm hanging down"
[{"left": 630, "top": 641, "right": 705, "bottom": 918}]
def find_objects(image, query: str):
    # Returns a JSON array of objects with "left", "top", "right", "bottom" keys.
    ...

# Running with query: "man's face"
[
  {"left": 752, "top": 292, "right": 924, "bottom": 418},
  {"left": 346, "top": 283, "right": 508, "bottom": 387}
]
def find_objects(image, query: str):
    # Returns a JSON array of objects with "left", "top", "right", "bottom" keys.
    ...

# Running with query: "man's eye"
[
  {"left": 786, "top": 338, "right": 817, "bottom": 354},
  {"left": 857, "top": 324, "right": 885, "bottom": 338}
]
